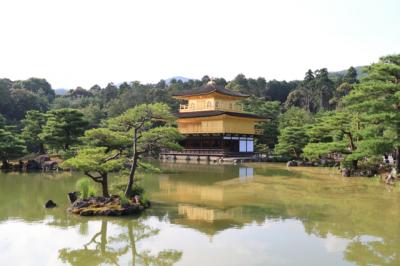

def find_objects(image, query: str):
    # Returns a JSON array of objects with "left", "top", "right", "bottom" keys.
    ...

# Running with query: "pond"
[{"left": 0, "top": 162, "right": 399, "bottom": 266}]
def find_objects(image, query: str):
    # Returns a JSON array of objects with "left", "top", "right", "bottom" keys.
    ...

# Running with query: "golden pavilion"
[{"left": 164, "top": 81, "right": 266, "bottom": 160}]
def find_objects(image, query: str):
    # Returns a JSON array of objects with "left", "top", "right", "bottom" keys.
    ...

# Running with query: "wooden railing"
[
  {"left": 178, "top": 126, "right": 263, "bottom": 135},
  {"left": 179, "top": 104, "right": 244, "bottom": 113},
  {"left": 165, "top": 149, "right": 225, "bottom": 155},
  {"left": 161, "top": 149, "right": 254, "bottom": 156}
]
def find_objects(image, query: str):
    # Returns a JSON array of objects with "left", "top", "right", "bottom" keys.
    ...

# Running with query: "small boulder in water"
[
  {"left": 45, "top": 200, "right": 57, "bottom": 208},
  {"left": 68, "top": 192, "right": 78, "bottom": 204}
]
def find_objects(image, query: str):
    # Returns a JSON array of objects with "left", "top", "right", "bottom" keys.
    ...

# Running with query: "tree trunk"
[
  {"left": 39, "top": 143, "right": 45, "bottom": 154},
  {"left": 100, "top": 220, "right": 108, "bottom": 255},
  {"left": 345, "top": 131, "right": 358, "bottom": 170},
  {"left": 125, "top": 129, "right": 138, "bottom": 198},
  {"left": 1, "top": 160, "right": 10, "bottom": 170},
  {"left": 127, "top": 221, "right": 137, "bottom": 266},
  {"left": 395, "top": 147, "right": 400, "bottom": 173},
  {"left": 101, "top": 173, "right": 109, "bottom": 197},
  {"left": 125, "top": 153, "right": 138, "bottom": 197},
  {"left": 352, "top": 160, "right": 358, "bottom": 170}
]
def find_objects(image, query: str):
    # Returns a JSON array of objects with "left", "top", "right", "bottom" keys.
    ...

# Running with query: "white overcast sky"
[{"left": 0, "top": 0, "right": 399, "bottom": 89}]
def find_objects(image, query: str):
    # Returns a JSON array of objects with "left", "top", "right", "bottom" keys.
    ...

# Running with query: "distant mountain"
[
  {"left": 165, "top": 76, "right": 191, "bottom": 84},
  {"left": 55, "top": 88, "right": 68, "bottom": 95}
]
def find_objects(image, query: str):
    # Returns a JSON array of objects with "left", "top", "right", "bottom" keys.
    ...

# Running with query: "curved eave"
[
  {"left": 173, "top": 91, "right": 248, "bottom": 100},
  {"left": 172, "top": 85, "right": 249, "bottom": 99}
]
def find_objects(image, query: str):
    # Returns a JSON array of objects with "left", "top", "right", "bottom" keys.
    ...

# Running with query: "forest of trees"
[{"left": 0, "top": 54, "right": 399, "bottom": 176}]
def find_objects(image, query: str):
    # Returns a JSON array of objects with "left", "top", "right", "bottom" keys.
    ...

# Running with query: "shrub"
[
  {"left": 112, "top": 182, "right": 144, "bottom": 197},
  {"left": 139, "top": 193, "right": 150, "bottom": 206},
  {"left": 59, "top": 148, "right": 77, "bottom": 160},
  {"left": 131, "top": 185, "right": 144, "bottom": 197},
  {"left": 76, "top": 178, "right": 96, "bottom": 199},
  {"left": 118, "top": 192, "right": 130, "bottom": 206}
]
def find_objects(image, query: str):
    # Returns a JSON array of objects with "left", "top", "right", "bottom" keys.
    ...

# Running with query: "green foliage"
[
  {"left": 108, "top": 103, "right": 175, "bottom": 130},
  {"left": 275, "top": 126, "right": 309, "bottom": 159},
  {"left": 138, "top": 126, "right": 182, "bottom": 156},
  {"left": 63, "top": 147, "right": 124, "bottom": 197},
  {"left": 40, "top": 108, "right": 88, "bottom": 151},
  {"left": 107, "top": 103, "right": 182, "bottom": 156},
  {"left": 82, "top": 128, "right": 130, "bottom": 152},
  {"left": 139, "top": 193, "right": 150, "bottom": 206},
  {"left": 9, "top": 89, "right": 49, "bottom": 121},
  {"left": 62, "top": 147, "right": 125, "bottom": 173},
  {"left": 81, "top": 103, "right": 106, "bottom": 128},
  {"left": 21, "top": 110, "right": 47, "bottom": 153},
  {"left": 299, "top": 54, "right": 400, "bottom": 172},
  {"left": 278, "top": 107, "right": 314, "bottom": 129},
  {"left": 242, "top": 96, "right": 280, "bottom": 148},
  {"left": 341, "top": 54, "right": 400, "bottom": 169},
  {"left": 0, "top": 78, "right": 54, "bottom": 122},
  {"left": 12, "top": 78, "right": 55, "bottom": 101},
  {"left": 301, "top": 111, "right": 361, "bottom": 164},
  {"left": 118, "top": 192, "right": 130, "bottom": 206},
  {"left": 343, "top": 66, "right": 359, "bottom": 84},
  {"left": 76, "top": 178, "right": 96, "bottom": 199},
  {"left": 107, "top": 103, "right": 182, "bottom": 196},
  {"left": 131, "top": 184, "right": 145, "bottom": 197},
  {"left": 226, "top": 74, "right": 298, "bottom": 102},
  {"left": 285, "top": 68, "right": 335, "bottom": 113},
  {"left": 138, "top": 162, "right": 161, "bottom": 173},
  {"left": 58, "top": 148, "right": 78, "bottom": 160},
  {"left": 255, "top": 143, "right": 270, "bottom": 154},
  {"left": 113, "top": 182, "right": 145, "bottom": 197},
  {"left": 63, "top": 103, "right": 182, "bottom": 199},
  {"left": 0, "top": 115, "right": 25, "bottom": 161},
  {"left": 303, "top": 142, "right": 348, "bottom": 161}
]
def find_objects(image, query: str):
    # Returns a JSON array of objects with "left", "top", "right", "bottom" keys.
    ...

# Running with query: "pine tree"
[
  {"left": 0, "top": 115, "right": 25, "bottom": 168},
  {"left": 40, "top": 108, "right": 88, "bottom": 151},
  {"left": 21, "top": 110, "right": 47, "bottom": 154},
  {"left": 275, "top": 126, "right": 309, "bottom": 159},
  {"left": 343, "top": 54, "right": 400, "bottom": 171}
]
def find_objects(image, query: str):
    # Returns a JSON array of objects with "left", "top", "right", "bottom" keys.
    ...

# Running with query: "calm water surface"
[{"left": 0, "top": 162, "right": 399, "bottom": 266}]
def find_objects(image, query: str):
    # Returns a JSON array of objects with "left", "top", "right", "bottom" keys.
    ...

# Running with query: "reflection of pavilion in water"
[
  {"left": 152, "top": 166, "right": 261, "bottom": 236},
  {"left": 178, "top": 204, "right": 244, "bottom": 222},
  {"left": 157, "top": 166, "right": 255, "bottom": 203}
]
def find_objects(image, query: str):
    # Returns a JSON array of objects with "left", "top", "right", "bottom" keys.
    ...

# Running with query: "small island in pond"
[{"left": 68, "top": 195, "right": 150, "bottom": 217}]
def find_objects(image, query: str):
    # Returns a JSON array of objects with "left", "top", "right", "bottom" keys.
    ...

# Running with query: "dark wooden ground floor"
[{"left": 162, "top": 134, "right": 256, "bottom": 157}]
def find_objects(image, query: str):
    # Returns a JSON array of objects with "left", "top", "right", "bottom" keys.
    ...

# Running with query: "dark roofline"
[
  {"left": 175, "top": 110, "right": 267, "bottom": 120},
  {"left": 172, "top": 83, "right": 248, "bottom": 98}
]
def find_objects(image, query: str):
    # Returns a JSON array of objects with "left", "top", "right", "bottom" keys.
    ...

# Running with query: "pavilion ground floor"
[{"left": 160, "top": 134, "right": 257, "bottom": 161}]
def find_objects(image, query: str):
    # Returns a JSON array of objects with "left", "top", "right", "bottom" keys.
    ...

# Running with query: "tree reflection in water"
[{"left": 58, "top": 219, "right": 182, "bottom": 266}]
